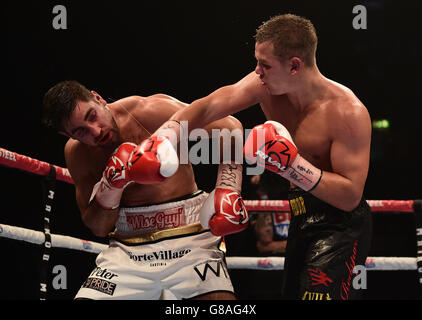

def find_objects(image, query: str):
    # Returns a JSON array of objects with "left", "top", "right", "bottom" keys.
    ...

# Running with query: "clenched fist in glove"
[
  {"left": 127, "top": 136, "right": 179, "bottom": 184},
  {"left": 200, "top": 162, "right": 249, "bottom": 236},
  {"left": 244, "top": 121, "right": 322, "bottom": 191},
  {"left": 91, "top": 136, "right": 179, "bottom": 210}
]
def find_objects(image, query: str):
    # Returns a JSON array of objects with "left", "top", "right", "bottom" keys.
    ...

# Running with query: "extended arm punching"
[{"left": 151, "top": 107, "right": 251, "bottom": 236}]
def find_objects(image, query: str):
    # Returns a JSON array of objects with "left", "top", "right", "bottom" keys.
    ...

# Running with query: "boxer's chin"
[
  {"left": 97, "top": 131, "right": 117, "bottom": 148},
  {"left": 262, "top": 82, "right": 275, "bottom": 94},
  {"left": 264, "top": 82, "right": 288, "bottom": 95}
]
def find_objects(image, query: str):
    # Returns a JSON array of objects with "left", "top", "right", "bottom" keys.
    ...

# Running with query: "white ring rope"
[
  {"left": 0, "top": 223, "right": 108, "bottom": 254},
  {"left": 0, "top": 223, "right": 417, "bottom": 271},
  {"left": 226, "top": 256, "right": 419, "bottom": 271}
]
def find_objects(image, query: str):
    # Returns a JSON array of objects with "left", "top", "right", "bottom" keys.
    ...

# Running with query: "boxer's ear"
[
  {"left": 91, "top": 90, "right": 107, "bottom": 106},
  {"left": 289, "top": 57, "right": 301, "bottom": 75}
]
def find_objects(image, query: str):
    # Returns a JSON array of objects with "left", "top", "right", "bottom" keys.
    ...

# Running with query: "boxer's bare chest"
[{"left": 261, "top": 95, "right": 333, "bottom": 171}]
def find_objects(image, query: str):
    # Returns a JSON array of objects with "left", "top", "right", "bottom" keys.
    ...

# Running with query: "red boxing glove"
[
  {"left": 91, "top": 136, "right": 179, "bottom": 210},
  {"left": 92, "top": 142, "right": 137, "bottom": 210},
  {"left": 244, "top": 121, "right": 298, "bottom": 174},
  {"left": 200, "top": 188, "right": 249, "bottom": 236},
  {"left": 127, "top": 136, "right": 179, "bottom": 184},
  {"left": 244, "top": 121, "right": 322, "bottom": 191},
  {"left": 104, "top": 142, "right": 137, "bottom": 188}
]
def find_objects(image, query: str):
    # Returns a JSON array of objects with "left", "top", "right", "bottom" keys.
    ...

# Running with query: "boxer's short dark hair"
[
  {"left": 254, "top": 14, "right": 318, "bottom": 67},
  {"left": 42, "top": 80, "right": 94, "bottom": 131}
]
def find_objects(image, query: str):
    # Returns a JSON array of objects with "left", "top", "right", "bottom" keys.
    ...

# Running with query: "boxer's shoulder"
[
  {"left": 115, "top": 94, "right": 187, "bottom": 110},
  {"left": 64, "top": 138, "right": 91, "bottom": 181},
  {"left": 64, "top": 139, "right": 88, "bottom": 168},
  {"left": 321, "top": 95, "right": 371, "bottom": 142},
  {"left": 111, "top": 94, "right": 188, "bottom": 132},
  {"left": 64, "top": 138, "right": 105, "bottom": 178},
  {"left": 64, "top": 137, "right": 83, "bottom": 159},
  {"left": 109, "top": 96, "right": 148, "bottom": 116},
  {"left": 326, "top": 97, "right": 369, "bottom": 125},
  {"left": 316, "top": 79, "right": 368, "bottom": 120},
  {"left": 323, "top": 79, "right": 368, "bottom": 113}
]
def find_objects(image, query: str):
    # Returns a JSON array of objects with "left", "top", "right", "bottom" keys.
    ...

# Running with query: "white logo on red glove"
[
  {"left": 105, "top": 155, "right": 126, "bottom": 183},
  {"left": 219, "top": 191, "right": 249, "bottom": 225}
]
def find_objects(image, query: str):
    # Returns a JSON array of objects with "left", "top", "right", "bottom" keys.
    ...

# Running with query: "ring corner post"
[{"left": 413, "top": 200, "right": 422, "bottom": 299}]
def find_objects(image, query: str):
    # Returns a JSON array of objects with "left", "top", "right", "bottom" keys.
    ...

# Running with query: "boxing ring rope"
[
  {"left": 1, "top": 223, "right": 418, "bottom": 271},
  {"left": 1, "top": 147, "right": 422, "bottom": 295}
]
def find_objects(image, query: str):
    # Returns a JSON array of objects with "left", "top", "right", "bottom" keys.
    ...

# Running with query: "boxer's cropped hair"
[
  {"left": 254, "top": 14, "right": 318, "bottom": 67},
  {"left": 42, "top": 80, "right": 95, "bottom": 131}
]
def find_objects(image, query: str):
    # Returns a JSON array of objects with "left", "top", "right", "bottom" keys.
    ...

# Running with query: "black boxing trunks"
[{"left": 282, "top": 188, "right": 372, "bottom": 300}]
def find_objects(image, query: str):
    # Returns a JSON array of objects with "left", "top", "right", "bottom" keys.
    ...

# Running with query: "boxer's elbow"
[
  {"left": 316, "top": 182, "right": 363, "bottom": 212},
  {"left": 341, "top": 198, "right": 361, "bottom": 212},
  {"left": 317, "top": 173, "right": 365, "bottom": 212},
  {"left": 81, "top": 212, "right": 100, "bottom": 236},
  {"left": 81, "top": 209, "right": 113, "bottom": 238},
  {"left": 340, "top": 188, "right": 363, "bottom": 212},
  {"left": 89, "top": 225, "right": 110, "bottom": 238}
]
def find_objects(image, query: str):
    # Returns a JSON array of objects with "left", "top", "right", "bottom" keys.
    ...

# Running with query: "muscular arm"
[
  {"left": 311, "top": 103, "right": 372, "bottom": 211},
  {"left": 151, "top": 96, "right": 246, "bottom": 190},
  {"left": 153, "top": 72, "right": 265, "bottom": 138},
  {"left": 64, "top": 141, "right": 119, "bottom": 237},
  {"left": 205, "top": 117, "right": 244, "bottom": 191}
]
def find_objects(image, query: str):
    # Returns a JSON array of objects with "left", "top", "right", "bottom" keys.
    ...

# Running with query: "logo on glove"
[
  {"left": 126, "top": 138, "right": 155, "bottom": 168},
  {"left": 105, "top": 155, "right": 126, "bottom": 183},
  {"left": 219, "top": 191, "right": 249, "bottom": 225},
  {"left": 255, "top": 139, "right": 292, "bottom": 173}
]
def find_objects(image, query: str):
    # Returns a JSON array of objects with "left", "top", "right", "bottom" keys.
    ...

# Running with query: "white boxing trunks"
[{"left": 74, "top": 190, "right": 234, "bottom": 300}]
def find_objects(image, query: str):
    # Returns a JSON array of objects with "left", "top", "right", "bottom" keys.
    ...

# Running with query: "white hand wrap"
[
  {"left": 199, "top": 189, "right": 216, "bottom": 229},
  {"left": 89, "top": 176, "right": 124, "bottom": 210},
  {"left": 280, "top": 154, "right": 322, "bottom": 191}
]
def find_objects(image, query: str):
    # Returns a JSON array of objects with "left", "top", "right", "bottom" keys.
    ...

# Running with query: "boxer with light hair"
[
  {"left": 43, "top": 80, "right": 248, "bottom": 300},
  {"left": 153, "top": 14, "right": 372, "bottom": 300}
]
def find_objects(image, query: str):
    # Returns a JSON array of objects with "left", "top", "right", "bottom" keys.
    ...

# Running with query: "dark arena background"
[{"left": 1, "top": 0, "right": 422, "bottom": 303}]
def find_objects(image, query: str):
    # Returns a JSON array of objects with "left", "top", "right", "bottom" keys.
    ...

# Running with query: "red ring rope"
[
  {"left": 1, "top": 147, "right": 73, "bottom": 184},
  {"left": 1, "top": 147, "right": 419, "bottom": 213}
]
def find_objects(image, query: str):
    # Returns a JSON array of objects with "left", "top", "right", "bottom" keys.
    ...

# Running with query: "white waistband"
[{"left": 115, "top": 191, "right": 208, "bottom": 238}]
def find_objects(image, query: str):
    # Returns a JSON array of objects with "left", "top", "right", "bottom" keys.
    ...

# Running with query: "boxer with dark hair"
[
  {"left": 43, "top": 80, "right": 248, "bottom": 300},
  {"left": 153, "top": 14, "right": 372, "bottom": 300}
]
